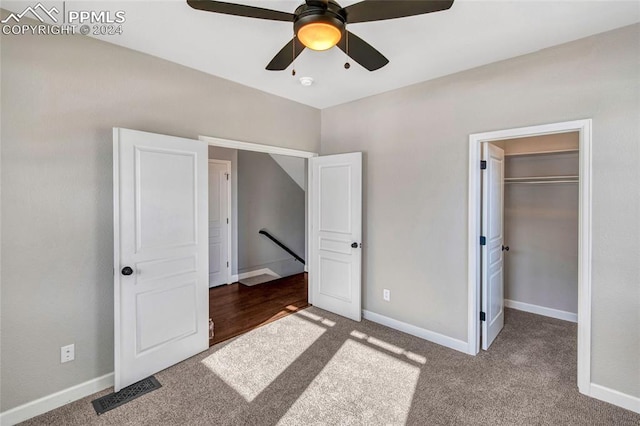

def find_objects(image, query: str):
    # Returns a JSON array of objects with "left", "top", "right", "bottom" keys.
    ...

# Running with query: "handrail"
[{"left": 258, "top": 229, "right": 305, "bottom": 265}]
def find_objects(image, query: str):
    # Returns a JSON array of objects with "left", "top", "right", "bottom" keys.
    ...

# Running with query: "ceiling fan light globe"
[{"left": 297, "top": 22, "right": 342, "bottom": 51}]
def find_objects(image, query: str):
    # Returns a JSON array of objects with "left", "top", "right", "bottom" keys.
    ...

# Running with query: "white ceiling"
[{"left": 4, "top": 1, "right": 640, "bottom": 108}]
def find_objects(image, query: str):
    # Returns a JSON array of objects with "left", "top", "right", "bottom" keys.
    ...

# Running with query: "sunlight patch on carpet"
[
  {"left": 350, "top": 330, "right": 427, "bottom": 364},
  {"left": 278, "top": 339, "right": 420, "bottom": 425},
  {"left": 201, "top": 315, "right": 325, "bottom": 402},
  {"left": 295, "top": 309, "right": 336, "bottom": 326}
]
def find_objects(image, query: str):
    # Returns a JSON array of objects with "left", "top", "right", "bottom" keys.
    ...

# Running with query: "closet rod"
[
  {"left": 505, "top": 180, "right": 578, "bottom": 185},
  {"left": 504, "top": 175, "right": 578, "bottom": 184},
  {"left": 505, "top": 175, "right": 578, "bottom": 181},
  {"left": 505, "top": 175, "right": 577, "bottom": 181}
]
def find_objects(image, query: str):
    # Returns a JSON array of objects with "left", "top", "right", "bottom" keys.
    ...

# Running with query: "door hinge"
[
  {"left": 480, "top": 311, "right": 486, "bottom": 321},
  {"left": 226, "top": 218, "right": 229, "bottom": 224},
  {"left": 480, "top": 160, "right": 487, "bottom": 170},
  {"left": 225, "top": 173, "right": 229, "bottom": 181},
  {"left": 480, "top": 236, "right": 486, "bottom": 246},
  {"left": 226, "top": 261, "right": 229, "bottom": 268}
]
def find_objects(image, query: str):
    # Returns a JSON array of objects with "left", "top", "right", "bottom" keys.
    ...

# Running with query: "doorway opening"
[
  {"left": 200, "top": 135, "right": 363, "bottom": 345},
  {"left": 480, "top": 132, "right": 580, "bottom": 349},
  {"left": 207, "top": 146, "right": 310, "bottom": 345},
  {"left": 468, "top": 120, "right": 591, "bottom": 394}
]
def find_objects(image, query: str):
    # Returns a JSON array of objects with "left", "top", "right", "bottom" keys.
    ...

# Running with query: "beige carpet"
[{"left": 22, "top": 308, "right": 640, "bottom": 425}]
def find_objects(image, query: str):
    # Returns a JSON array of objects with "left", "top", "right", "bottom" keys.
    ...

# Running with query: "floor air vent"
[{"left": 91, "top": 376, "right": 161, "bottom": 415}]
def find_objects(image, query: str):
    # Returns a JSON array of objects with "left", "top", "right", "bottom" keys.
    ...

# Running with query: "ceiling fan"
[{"left": 187, "top": 0, "right": 454, "bottom": 71}]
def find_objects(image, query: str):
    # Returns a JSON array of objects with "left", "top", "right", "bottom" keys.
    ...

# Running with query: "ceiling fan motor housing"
[{"left": 293, "top": 1, "right": 347, "bottom": 40}]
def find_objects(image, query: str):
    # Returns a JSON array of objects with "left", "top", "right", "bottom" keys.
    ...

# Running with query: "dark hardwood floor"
[{"left": 208, "top": 273, "right": 309, "bottom": 346}]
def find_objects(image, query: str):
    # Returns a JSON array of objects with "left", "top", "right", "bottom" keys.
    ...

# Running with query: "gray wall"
[
  {"left": 0, "top": 18, "right": 319, "bottom": 411},
  {"left": 237, "top": 151, "right": 306, "bottom": 277},
  {"left": 503, "top": 139, "right": 579, "bottom": 314},
  {"left": 321, "top": 24, "right": 640, "bottom": 397},
  {"left": 209, "top": 146, "right": 239, "bottom": 275}
]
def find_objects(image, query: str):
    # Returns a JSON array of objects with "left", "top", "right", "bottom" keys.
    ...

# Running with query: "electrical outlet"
[
  {"left": 61, "top": 344, "right": 75, "bottom": 363},
  {"left": 383, "top": 289, "right": 391, "bottom": 302}
]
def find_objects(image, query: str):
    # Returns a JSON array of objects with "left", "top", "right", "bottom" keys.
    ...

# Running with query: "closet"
[{"left": 498, "top": 132, "right": 579, "bottom": 322}]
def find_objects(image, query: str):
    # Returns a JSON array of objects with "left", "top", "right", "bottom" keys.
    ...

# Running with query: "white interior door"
[
  {"left": 113, "top": 128, "right": 209, "bottom": 391},
  {"left": 481, "top": 143, "right": 505, "bottom": 350},
  {"left": 310, "top": 152, "right": 362, "bottom": 321},
  {"left": 208, "top": 160, "right": 230, "bottom": 287}
]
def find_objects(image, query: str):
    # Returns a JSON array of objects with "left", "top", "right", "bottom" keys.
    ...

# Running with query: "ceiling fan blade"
[
  {"left": 187, "top": 0, "right": 295, "bottom": 22},
  {"left": 337, "top": 31, "right": 388, "bottom": 71},
  {"left": 344, "top": 0, "right": 454, "bottom": 24},
  {"left": 266, "top": 38, "right": 306, "bottom": 71}
]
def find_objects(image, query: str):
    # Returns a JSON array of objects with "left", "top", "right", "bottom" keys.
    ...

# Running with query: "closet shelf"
[
  {"left": 505, "top": 175, "right": 578, "bottom": 184},
  {"left": 504, "top": 149, "right": 579, "bottom": 157}
]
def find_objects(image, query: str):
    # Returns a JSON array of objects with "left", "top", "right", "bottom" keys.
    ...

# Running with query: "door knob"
[
  {"left": 502, "top": 245, "right": 510, "bottom": 252},
  {"left": 121, "top": 266, "right": 134, "bottom": 276},
  {"left": 351, "top": 242, "right": 359, "bottom": 248}
]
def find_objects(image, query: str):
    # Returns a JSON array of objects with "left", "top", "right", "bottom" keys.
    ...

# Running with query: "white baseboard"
[
  {"left": 362, "top": 310, "right": 469, "bottom": 354},
  {"left": 237, "top": 268, "right": 280, "bottom": 281},
  {"left": 589, "top": 383, "right": 640, "bottom": 414},
  {"left": 505, "top": 299, "right": 577, "bottom": 323},
  {"left": 210, "top": 272, "right": 237, "bottom": 287},
  {"left": 209, "top": 278, "right": 228, "bottom": 288},
  {"left": 0, "top": 372, "right": 114, "bottom": 425}
]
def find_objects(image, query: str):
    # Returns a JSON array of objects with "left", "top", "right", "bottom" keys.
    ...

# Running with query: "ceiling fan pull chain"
[
  {"left": 292, "top": 34, "right": 297, "bottom": 76},
  {"left": 344, "top": 27, "right": 351, "bottom": 70}
]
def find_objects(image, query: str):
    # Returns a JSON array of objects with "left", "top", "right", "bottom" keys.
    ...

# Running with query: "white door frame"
[
  {"left": 199, "top": 135, "right": 318, "bottom": 301},
  {"left": 467, "top": 119, "right": 592, "bottom": 394},
  {"left": 208, "top": 159, "right": 232, "bottom": 285}
]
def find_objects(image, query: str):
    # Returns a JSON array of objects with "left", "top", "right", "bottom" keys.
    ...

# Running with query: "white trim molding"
[
  {"left": 504, "top": 299, "right": 577, "bottom": 323},
  {"left": 363, "top": 310, "right": 468, "bottom": 354},
  {"left": 0, "top": 373, "right": 114, "bottom": 426},
  {"left": 589, "top": 383, "right": 640, "bottom": 414},
  {"left": 467, "top": 119, "right": 593, "bottom": 391}
]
